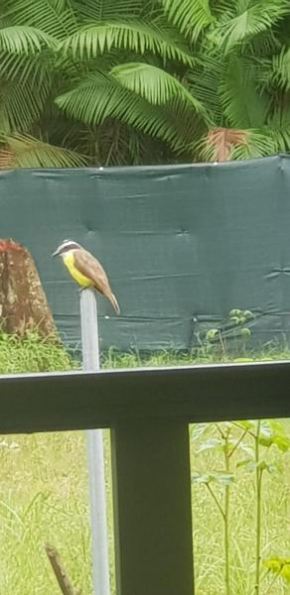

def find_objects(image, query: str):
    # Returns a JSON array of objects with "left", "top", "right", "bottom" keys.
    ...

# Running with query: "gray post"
[{"left": 80, "top": 288, "right": 110, "bottom": 595}]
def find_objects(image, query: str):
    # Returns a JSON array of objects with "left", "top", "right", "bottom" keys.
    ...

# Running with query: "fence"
[{"left": 0, "top": 154, "right": 289, "bottom": 351}]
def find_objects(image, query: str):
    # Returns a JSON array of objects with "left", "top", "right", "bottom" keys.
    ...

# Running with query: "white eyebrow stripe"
[{"left": 59, "top": 240, "right": 81, "bottom": 251}]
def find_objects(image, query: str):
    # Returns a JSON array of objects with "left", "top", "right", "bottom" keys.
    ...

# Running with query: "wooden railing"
[{"left": 1, "top": 360, "right": 290, "bottom": 595}]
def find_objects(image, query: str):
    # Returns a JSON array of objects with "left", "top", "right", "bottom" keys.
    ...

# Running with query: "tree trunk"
[{"left": 0, "top": 238, "right": 57, "bottom": 338}]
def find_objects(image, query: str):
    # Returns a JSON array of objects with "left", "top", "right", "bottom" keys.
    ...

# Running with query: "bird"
[{"left": 52, "top": 239, "right": 120, "bottom": 315}]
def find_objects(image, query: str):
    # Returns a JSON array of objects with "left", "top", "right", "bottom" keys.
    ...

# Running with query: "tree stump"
[{"left": 0, "top": 238, "right": 57, "bottom": 338}]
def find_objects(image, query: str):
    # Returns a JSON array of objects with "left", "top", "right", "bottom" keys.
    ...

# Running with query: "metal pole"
[{"left": 80, "top": 288, "right": 110, "bottom": 595}]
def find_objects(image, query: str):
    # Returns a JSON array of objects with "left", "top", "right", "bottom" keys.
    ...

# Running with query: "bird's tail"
[{"left": 107, "top": 292, "right": 120, "bottom": 315}]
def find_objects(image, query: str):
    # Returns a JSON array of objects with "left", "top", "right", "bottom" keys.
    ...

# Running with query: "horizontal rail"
[{"left": 0, "top": 360, "right": 289, "bottom": 433}]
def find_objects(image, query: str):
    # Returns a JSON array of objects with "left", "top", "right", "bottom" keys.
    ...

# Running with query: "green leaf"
[
  {"left": 236, "top": 458, "right": 255, "bottom": 470},
  {"left": 0, "top": 133, "right": 88, "bottom": 168},
  {"left": 196, "top": 438, "right": 224, "bottom": 453},
  {"left": 0, "top": 76, "right": 50, "bottom": 133},
  {"left": 229, "top": 316, "right": 240, "bottom": 324},
  {"left": 234, "top": 420, "right": 256, "bottom": 430},
  {"left": 217, "top": 1, "right": 289, "bottom": 53},
  {"left": 186, "top": 55, "right": 224, "bottom": 122},
  {"left": 72, "top": 0, "right": 143, "bottom": 21},
  {"left": 237, "top": 459, "right": 275, "bottom": 473},
  {"left": 219, "top": 56, "right": 270, "bottom": 128},
  {"left": 59, "top": 21, "right": 195, "bottom": 66},
  {"left": 231, "top": 441, "right": 253, "bottom": 456},
  {"left": 191, "top": 471, "right": 234, "bottom": 485},
  {"left": 272, "top": 46, "right": 290, "bottom": 89},
  {"left": 258, "top": 421, "right": 290, "bottom": 451},
  {"left": 161, "top": 0, "right": 214, "bottom": 42},
  {"left": 0, "top": 51, "right": 52, "bottom": 86},
  {"left": 55, "top": 70, "right": 205, "bottom": 152},
  {"left": 230, "top": 129, "right": 278, "bottom": 160},
  {"left": 244, "top": 310, "right": 254, "bottom": 319},
  {"left": 111, "top": 63, "right": 207, "bottom": 114},
  {"left": 229, "top": 309, "right": 242, "bottom": 317},
  {"left": 256, "top": 459, "right": 275, "bottom": 473},
  {"left": 241, "top": 327, "right": 251, "bottom": 338},
  {"left": 197, "top": 433, "right": 252, "bottom": 454},
  {"left": 190, "top": 423, "right": 213, "bottom": 440},
  {"left": 264, "top": 557, "right": 290, "bottom": 583},
  {"left": 0, "top": 26, "right": 56, "bottom": 55},
  {"left": 205, "top": 328, "right": 219, "bottom": 341},
  {"left": 3, "top": 0, "right": 78, "bottom": 39}
]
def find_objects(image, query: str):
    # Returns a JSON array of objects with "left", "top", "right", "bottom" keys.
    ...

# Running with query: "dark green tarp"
[{"left": 0, "top": 154, "right": 288, "bottom": 351}]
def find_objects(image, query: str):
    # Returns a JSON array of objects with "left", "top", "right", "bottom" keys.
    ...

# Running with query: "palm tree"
[
  {"left": 1, "top": 0, "right": 290, "bottom": 165},
  {"left": 54, "top": 0, "right": 290, "bottom": 162}
]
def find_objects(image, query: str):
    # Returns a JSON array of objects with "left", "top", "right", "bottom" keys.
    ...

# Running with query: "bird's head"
[{"left": 52, "top": 239, "right": 82, "bottom": 257}]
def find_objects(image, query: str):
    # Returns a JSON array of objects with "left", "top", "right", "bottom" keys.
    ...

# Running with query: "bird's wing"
[{"left": 73, "top": 249, "right": 111, "bottom": 295}]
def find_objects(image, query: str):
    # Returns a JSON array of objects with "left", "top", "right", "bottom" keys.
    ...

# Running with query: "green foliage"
[
  {"left": 0, "top": 329, "right": 77, "bottom": 373},
  {"left": 195, "top": 308, "right": 254, "bottom": 358},
  {"left": 0, "top": 132, "right": 88, "bottom": 167},
  {"left": 192, "top": 471, "right": 234, "bottom": 485},
  {"left": 161, "top": 0, "right": 214, "bottom": 42},
  {"left": 191, "top": 417, "right": 290, "bottom": 594},
  {"left": 264, "top": 557, "right": 290, "bottom": 583},
  {"left": 1, "top": 0, "right": 290, "bottom": 164},
  {"left": 59, "top": 20, "right": 195, "bottom": 64}
]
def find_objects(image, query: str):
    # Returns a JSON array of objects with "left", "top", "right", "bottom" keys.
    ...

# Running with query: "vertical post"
[
  {"left": 80, "top": 288, "right": 110, "bottom": 595},
  {"left": 111, "top": 420, "right": 194, "bottom": 595}
]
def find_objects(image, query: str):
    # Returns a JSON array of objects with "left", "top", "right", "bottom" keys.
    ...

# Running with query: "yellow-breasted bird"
[{"left": 52, "top": 239, "right": 120, "bottom": 315}]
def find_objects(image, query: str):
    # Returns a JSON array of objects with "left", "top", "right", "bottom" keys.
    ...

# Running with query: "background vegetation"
[{"left": 1, "top": 0, "right": 290, "bottom": 166}]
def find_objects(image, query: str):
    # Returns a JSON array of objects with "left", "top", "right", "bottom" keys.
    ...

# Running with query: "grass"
[
  {"left": 0, "top": 332, "right": 290, "bottom": 594},
  {"left": 190, "top": 420, "right": 290, "bottom": 594}
]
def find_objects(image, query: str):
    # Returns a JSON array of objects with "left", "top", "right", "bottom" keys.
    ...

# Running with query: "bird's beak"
[{"left": 51, "top": 249, "right": 59, "bottom": 257}]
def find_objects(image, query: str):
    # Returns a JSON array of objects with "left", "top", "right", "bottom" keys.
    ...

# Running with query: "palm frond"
[
  {"left": 110, "top": 63, "right": 207, "bottom": 119},
  {"left": 71, "top": 0, "right": 143, "bottom": 21},
  {"left": 217, "top": 1, "right": 289, "bottom": 53},
  {"left": 59, "top": 21, "right": 195, "bottom": 66},
  {"left": 55, "top": 70, "right": 201, "bottom": 152},
  {"left": 0, "top": 75, "right": 51, "bottom": 133},
  {"left": 231, "top": 129, "right": 278, "bottom": 159},
  {"left": 244, "top": 29, "right": 281, "bottom": 58},
  {"left": 195, "top": 125, "right": 284, "bottom": 162},
  {"left": 210, "top": 0, "right": 236, "bottom": 20},
  {"left": 0, "top": 132, "right": 88, "bottom": 168},
  {"left": 160, "top": 0, "right": 214, "bottom": 42},
  {"left": 196, "top": 127, "right": 248, "bottom": 161},
  {"left": 3, "top": 0, "right": 77, "bottom": 39},
  {"left": 265, "top": 104, "right": 290, "bottom": 151},
  {"left": 0, "top": 26, "right": 56, "bottom": 54},
  {"left": 186, "top": 55, "right": 225, "bottom": 123},
  {"left": 0, "top": 50, "right": 53, "bottom": 86},
  {"left": 272, "top": 46, "right": 290, "bottom": 89},
  {"left": 218, "top": 56, "right": 270, "bottom": 127}
]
